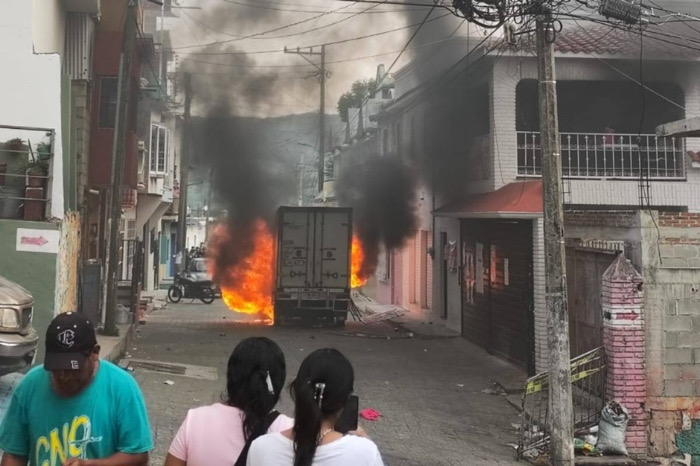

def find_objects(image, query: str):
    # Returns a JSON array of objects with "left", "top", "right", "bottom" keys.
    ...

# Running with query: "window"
[
  {"left": 149, "top": 124, "right": 169, "bottom": 173},
  {"left": 99, "top": 77, "right": 118, "bottom": 128}
]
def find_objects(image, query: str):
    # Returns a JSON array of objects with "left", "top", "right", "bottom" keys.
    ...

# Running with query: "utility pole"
[
  {"left": 177, "top": 73, "right": 192, "bottom": 273},
  {"left": 204, "top": 167, "right": 212, "bottom": 242},
  {"left": 319, "top": 44, "right": 326, "bottom": 188},
  {"left": 103, "top": 0, "right": 137, "bottom": 336},
  {"left": 284, "top": 45, "right": 329, "bottom": 191},
  {"left": 535, "top": 4, "right": 573, "bottom": 465}
]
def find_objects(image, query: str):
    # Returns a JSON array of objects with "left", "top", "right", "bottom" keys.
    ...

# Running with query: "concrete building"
[
  {"left": 0, "top": 0, "right": 99, "bottom": 360},
  {"left": 363, "top": 19, "right": 700, "bottom": 460}
]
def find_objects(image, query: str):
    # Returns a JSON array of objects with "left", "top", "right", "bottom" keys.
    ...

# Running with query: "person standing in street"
[
  {"left": 165, "top": 337, "right": 293, "bottom": 466},
  {"left": 247, "top": 348, "right": 384, "bottom": 466},
  {"left": 0, "top": 312, "right": 153, "bottom": 466}
]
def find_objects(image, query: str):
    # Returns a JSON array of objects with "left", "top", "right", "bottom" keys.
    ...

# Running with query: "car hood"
[{"left": 0, "top": 275, "right": 33, "bottom": 306}]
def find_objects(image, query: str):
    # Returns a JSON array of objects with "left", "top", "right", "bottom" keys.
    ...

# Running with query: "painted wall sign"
[{"left": 16, "top": 228, "right": 59, "bottom": 254}]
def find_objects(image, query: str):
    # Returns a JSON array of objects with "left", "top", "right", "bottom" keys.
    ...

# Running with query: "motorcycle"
[{"left": 168, "top": 272, "right": 215, "bottom": 304}]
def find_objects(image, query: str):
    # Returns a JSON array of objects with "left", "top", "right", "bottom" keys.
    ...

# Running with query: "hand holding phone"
[{"left": 334, "top": 395, "right": 359, "bottom": 434}]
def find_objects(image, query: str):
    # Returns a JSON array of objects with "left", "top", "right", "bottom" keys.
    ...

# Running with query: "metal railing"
[
  {"left": 0, "top": 126, "right": 55, "bottom": 221},
  {"left": 517, "top": 132, "right": 685, "bottom": 179},
  {"left": 518, "top": 346, "right": 606, "bottom": 460}
]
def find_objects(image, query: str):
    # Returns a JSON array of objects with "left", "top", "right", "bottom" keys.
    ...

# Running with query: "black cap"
[{"left": 44, "top": 312, "right": 97, "bottom": 371}]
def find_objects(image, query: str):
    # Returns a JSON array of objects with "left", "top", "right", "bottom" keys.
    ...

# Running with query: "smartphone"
[{"left": 334, "top": 395, "right": 359, "bottom": 434}]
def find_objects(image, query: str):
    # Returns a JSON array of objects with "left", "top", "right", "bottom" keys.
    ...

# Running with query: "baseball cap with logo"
[{"left": 44, "top": 312, "right": 97, "bottom": 371}]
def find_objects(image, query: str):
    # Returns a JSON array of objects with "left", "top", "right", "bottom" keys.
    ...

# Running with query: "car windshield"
[{"left": 190, "top": 259, "right": 208, "bottom": 273}]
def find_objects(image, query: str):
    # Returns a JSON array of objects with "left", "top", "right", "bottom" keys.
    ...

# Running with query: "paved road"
[{"left": 128, "top": 299, "right": 525, "bottom": 465}]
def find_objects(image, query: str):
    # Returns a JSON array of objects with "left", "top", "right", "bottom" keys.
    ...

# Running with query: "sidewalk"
[{"left": 97, "top": 289, "right": 168, "bottom": 362}]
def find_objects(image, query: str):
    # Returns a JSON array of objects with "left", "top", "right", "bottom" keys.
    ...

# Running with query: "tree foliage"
[{"left": 337, "top": 78, "right": 377, "bottom": 122}]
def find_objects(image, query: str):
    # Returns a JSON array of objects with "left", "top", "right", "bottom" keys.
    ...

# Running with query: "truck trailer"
[{"left": 273, "top": 206, "right": 352, "bottom": 326}]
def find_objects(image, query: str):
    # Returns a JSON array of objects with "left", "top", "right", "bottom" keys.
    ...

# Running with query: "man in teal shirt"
[{"left": 0, "top": 312, "right": 153, "bottom": 466}]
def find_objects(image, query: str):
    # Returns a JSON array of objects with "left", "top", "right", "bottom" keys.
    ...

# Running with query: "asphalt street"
[{"left": 127, "top": 298, "right": 526, "bottom": 466}]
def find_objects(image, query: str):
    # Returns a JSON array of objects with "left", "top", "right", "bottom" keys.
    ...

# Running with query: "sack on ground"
[{"left": 596, "top": 401, "right": 629, "bottom": 456}]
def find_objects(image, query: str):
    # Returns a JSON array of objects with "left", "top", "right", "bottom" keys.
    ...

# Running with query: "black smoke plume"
[
  {"left": 336, "top": 155, "right": 418, "bottom": 278},
  {"left": 182, "top": 41, "right": 293, "bottom": 285}
]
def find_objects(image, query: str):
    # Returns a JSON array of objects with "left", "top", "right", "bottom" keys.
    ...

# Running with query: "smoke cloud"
[{"left": 336, "top": 154, "right": 419, "bottom": 278}]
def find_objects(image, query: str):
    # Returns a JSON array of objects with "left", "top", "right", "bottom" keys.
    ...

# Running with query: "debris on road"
[
  {"left": 360, "top": 408, "right": 382, "bottom": 421},
  {"left": 164, "top": 380, "right": 175, "bottom": 386},
  {"left": 481, "top": 383, "right": 507, "bottom": 396}
]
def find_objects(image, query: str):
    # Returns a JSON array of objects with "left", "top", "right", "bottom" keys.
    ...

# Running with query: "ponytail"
[
  {"left": 290, "top": 349, "right": 355, "bottom": 466},
  {"left": 291, "top": 380, "right": 323, "bottom": 466},
  {"left": 224, "top": 337, "right": 286, "bottom": 440}
]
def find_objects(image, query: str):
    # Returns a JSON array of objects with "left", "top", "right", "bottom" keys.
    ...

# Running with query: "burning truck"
[
  {"left": 208, "top": 206, "right": 367, "bottom": 326},
  {"left": 273, "top": 206, "right": 354, "bottom": 326}
]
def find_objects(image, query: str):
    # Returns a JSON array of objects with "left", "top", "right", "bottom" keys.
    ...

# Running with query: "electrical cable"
[
  {"left": 180, "top": 2, "right": 382, "bottom": 41},
  {"left": 220, "top": 0, "right": 427, "bottom": 14},
  {"left": 167, "top": 12, "right": 452, "bottom": 53},
  {"left": 179, "top": 33, "right": 471, "bottom": 68},
  {"left": 170, "top": 3, "right": 356, "bottom": 50},
  {"left": 330, "top": 3, "right": 439, "bottom": 148}
]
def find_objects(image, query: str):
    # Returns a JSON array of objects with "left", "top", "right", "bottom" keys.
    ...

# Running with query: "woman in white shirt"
[
  {"left": 165, "top": 337, "right": 294, "bottom": 466},
  {"left": 247, "top": 348, "right": 384, "bottom": 466}
]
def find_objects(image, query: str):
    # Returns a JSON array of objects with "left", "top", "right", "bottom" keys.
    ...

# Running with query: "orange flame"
[
  {"left": 214, "top": 220, "right": 275, "bottom": 323},
  {"left": 351, "top": 235, "right": 368, "bottom": 288}
]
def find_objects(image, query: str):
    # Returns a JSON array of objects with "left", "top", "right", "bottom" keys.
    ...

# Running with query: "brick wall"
[
  {"left": 601, "top": 255, "right": 647, "bottom": 454},
  {"left": 658, "top": 212, "right": 700, "bottom": 227},
  {"left": 565, "top": 210, "right": 638, "bottom": 228}
]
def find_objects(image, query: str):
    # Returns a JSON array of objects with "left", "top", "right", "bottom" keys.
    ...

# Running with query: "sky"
[{"left": 164, "top": 0, "right": 467, "bottom": 117}]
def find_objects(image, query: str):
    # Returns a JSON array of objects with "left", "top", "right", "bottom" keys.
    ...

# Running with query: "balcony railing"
[{"left": 517, "top": 132, "right": 685, "bottom": 180}]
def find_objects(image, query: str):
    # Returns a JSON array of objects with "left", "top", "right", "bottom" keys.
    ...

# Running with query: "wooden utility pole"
[
  {"left": 103, "top": 0, "right": 137, "bottom": 336},
  {"left": 536, "top": 5, "right": 574, "bottom": 465},
  {"left": 176, "top": 73, "right": 192, "bottom": 273},
  {"left": 319, "top": 44, "right": 326, "bottom": 188},
  {"left": 284, "top": 45, "right": 328, "bottom": 191}
]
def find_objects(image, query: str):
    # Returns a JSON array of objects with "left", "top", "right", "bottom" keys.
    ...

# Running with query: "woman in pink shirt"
[{"left": 165, "top": 337, "right": 294, "bottom": 466}]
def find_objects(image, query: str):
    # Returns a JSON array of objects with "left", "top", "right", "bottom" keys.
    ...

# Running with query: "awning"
[{"left": 433, "top": 181, "right": 543, "bottom": 219}]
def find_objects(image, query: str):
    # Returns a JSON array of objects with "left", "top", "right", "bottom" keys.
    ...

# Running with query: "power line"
[
  {"left": 180, "top": 1, "right": 382, "bottom": 41},
  {"left": 170, "top": 3, "right": 356, "bottom": 50},
  {"left": 220, "top": 0, "right": 428, "bottom": 14},
  {"left": 332, "top": 4, "right": 461, "bottom": 147},
  {"left": 167, "top": 12, "right": 452, "bottom": 53},
  {"left": 179, "top": 34, "right": 471, "bottom": 68}
]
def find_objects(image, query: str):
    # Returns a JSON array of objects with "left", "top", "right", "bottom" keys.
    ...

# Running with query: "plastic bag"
[{"left": 596, "top": 401, "right": 629, "bottom": 456}]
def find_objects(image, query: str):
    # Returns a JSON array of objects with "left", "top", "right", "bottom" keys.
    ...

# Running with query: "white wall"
[
  {"left": 492, "top": 56, "right": 700, "bottom": 210},
  {"left": 0, "top": 0, "right": 65, "bottom": 219},
  {"left": 32, "top": 0, "right": 66, "bottom": 55},
  {"left": 186, "top": 218, "right": 207, "bottom": 250}
]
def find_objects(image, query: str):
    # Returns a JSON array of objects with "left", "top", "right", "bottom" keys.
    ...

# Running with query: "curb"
[{"left": 102, "top": 324, "right": 136, "bottom": 363}]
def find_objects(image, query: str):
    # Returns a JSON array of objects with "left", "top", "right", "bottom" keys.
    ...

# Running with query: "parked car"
[
  {"left": 0, "top": 275, "right": 38, "bottom": 375},
  {"left": 187, "top": 257, "right": 221, "bottom": 297}
]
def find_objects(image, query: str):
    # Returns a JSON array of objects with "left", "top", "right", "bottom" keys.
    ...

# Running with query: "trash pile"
[
  {"left": 519, "top": 400, "right": 632, "bottom": 464},
  {"left": 574, "top": 401, "right": 629, "bottom": 458}
]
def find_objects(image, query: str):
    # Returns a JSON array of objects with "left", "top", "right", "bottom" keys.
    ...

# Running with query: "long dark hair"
[
  {"left": 290, "top": 348, "right": 354, "bottom": 466},
  {"left": 225, "top": 337, "right": 286, "bottom": 440}
]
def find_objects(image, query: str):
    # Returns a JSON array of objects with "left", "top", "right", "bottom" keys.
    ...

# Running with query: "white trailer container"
[{"left": 274, "top": 206, "right": 352, "bottom": 326}]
